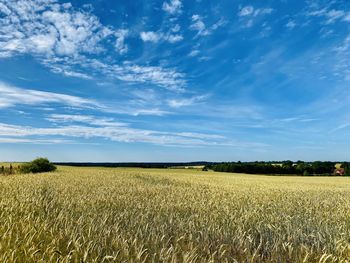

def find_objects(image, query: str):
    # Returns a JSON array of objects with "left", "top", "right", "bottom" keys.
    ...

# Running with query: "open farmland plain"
[{"left": 1, "top": 167, "right": 350, "bottom": 262}]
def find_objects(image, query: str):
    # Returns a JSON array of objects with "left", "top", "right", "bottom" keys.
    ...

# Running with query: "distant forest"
[
  {"left": 206, "top": 161, "right": 350, "bottom": 176},
  {"left": 54, "top": 162, "right": 213, "bottom": 169},
  {"left": 54, "top": 161, "right": 350, "bottom": 176}
]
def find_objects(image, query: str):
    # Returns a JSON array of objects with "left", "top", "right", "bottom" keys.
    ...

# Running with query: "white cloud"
[
  {"left": 0, "top": 82, "right": 175, "bottom": 116},
  {"left": 166, "top": 34, "right": 183, "bottom": 43},
  {"left": 286, "top": 20, "right": 296, "bottom": 29},
  {"left": 306, "top": 6, "right": 349, "bottom": 24},
  {"left": 238, "top": 6, "right": 273, "bottom": 17},
  {"left": 333, "top": 34, "right": 350, "bottom": 81},
  {"left": 254, "top": 8, "right": 273, "bottom": 16},
  {"left": 130, "top": 109, "right": 170, "bottom": 116},
  {"left": 140, "top": 31, "right": 161, "bottom": 43},
  {"left": 238, "top": 6, "right": 254, "bottom": 17},
  {"left": 0, "top": 114, "right": 228, "bottom": 146},
  {"left": 42, "top": 55, "right": 186, "bottom": 91},
  {"left": 0, "top": 0, "right": 187, "bottom": 91},
  {"left": 48, "top": 64, "right": 92, "bottom": 79},
  {"left": 190, "top": 15, "right": 209, "bottom": 36},
  {"left": 331, "top": 122, "right": 350, "bottom": 133},
  {"left": 115, "top": 29, "right": 128, "bottom": 54},
  {"left": 172, "top": 24, "right": 181, "bottom": 32},
  {"left": 140, "top": 31, "right": 183, "bottom": 44},
  {"left": 167, "top": 95, "right": 209, "bottom": 108},
  {"left": 237, "top": 6, "right": 273, "bottom": 28},
  {"left": 0, "top": 119, "right": 267, "bottom": 148},
  {"left": 325, "top": 10, "right": 345, "bottom": 24},
  {"left": 0, "top": 0, "right": 115, "bottom": 58},
  {"left": 0, "top": 2, "right": 11, "bottom": 16},
  {"left": 0, "top": 137, "right": 72, "bottom": 144},
  {"left": 198, "top": 56, "right": 210, "bottom": 62},
  {"left": 303, "top": 5, "right": 350, "bottom": 82},
  {"left": 175, "top": 132, "right": 224, "bottom": 140},
  {"left": 113, "top": 64, "right": 186, "bottom": 92},
  {"left": 162, "top": 0, "right": 182, "bottom": 15},
  {"left": 0, "top": 82, "right": 100, "bottom": 109},
  {"left": 211, "top": 18, "right": 227, "bottom": 31},
  {"left": 190, "top": 15, "right": 225, "bottom": 37},
  {"left": 188, "top": 50, "right": 200, "bottom": 57},
  {"left": 47, "top": 114, "right": 127, "bottom": 127},
  {"left": 28, "top": 31, "right": 57, "bottom": 53}
]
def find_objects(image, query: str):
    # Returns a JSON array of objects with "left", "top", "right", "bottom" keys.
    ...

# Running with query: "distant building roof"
[{"left": 334, "top": 168, "right": 345, "bottom": 175}]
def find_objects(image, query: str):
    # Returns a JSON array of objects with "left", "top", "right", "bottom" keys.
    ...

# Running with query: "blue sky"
[{"left": 0, "top": 0, "right": 350, "bottom": 162}]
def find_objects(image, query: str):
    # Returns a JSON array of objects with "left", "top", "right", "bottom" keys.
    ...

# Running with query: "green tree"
[{"left": 20, "top": 158, "right": 56, "bottom": 174}]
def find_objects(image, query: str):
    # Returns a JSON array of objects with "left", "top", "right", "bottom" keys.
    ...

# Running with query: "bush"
[{"left": 20, "top": 158, "right": 56, "bottom": 174}]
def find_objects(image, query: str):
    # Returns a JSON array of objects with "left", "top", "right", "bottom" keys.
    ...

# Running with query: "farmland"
[{"left": 1, "top": 166, "right": 350, "bottom": 262}]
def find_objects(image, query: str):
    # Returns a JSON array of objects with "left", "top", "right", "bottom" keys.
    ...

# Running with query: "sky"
[{"left": 0, "top": 0, "right": 350, "bottom": 162}]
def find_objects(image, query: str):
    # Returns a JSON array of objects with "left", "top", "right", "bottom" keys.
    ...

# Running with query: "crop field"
[{"left": 1, "top": 167, "right": 350, "bottom": 262}]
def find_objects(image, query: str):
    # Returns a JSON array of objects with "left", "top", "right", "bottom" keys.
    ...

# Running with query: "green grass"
[{"left": 1, "top": 166, "right": 350, "bottom": 262}]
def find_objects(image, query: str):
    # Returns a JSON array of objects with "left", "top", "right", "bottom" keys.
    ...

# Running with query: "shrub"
[{"left": 20, "top": 158, "right": 56, "bottom": 174}]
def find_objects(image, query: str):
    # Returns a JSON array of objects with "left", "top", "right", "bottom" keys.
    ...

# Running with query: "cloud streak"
[
  {"left": 238, "top": 6, "right": 273, "bottom": 17},
  {"left": 237, "top": 5, "right": 273, "bottom": 28},
  {"left": 0, "top": 82, "right": 100, "bottom": 109},
  {"left": 167, "top": 95, "right": 209, "bottom": 108},
  {"left": 0, "top": 82, "right": 174, "bottom": 116},
  {"left": 0, "top": 113, "right": 234, "bottom": 147}
]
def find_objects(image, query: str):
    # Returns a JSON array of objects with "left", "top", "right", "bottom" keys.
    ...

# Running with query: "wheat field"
[{"left": 1, "top": 166, "right": 350, "bottom": 262}]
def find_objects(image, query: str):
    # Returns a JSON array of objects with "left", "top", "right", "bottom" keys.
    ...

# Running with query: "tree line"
[
  {"left": 54, "top": 162, "right": 213, "bottom": 168},
  {"left": 205, "top": 161, "right": 350, "bottom": 176}
]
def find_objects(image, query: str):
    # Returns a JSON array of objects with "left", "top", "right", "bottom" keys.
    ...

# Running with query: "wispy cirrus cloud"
[
  {"left": 286, "top": 20, "right": 297, "bottom": 29},
  {"left": 0, "top": 82, "right": 100, "bottom": 109},
  {"left": 330, "top": 122, "right": 350, "bottom": 133},
  {"left": 167, "top": 95, "right": 209, "bottom": 108},
  {"left": 48, "top": 65, "right": 93, "bottom": 80},
  {"left": 237, "top": 5, "right": 273, "bottom": 28},
  {"left": 39, "top": 54, "right": 186, "bottom": 91},
  {"left": 0, "top": 113, "right": 233, "bottom": 146},
  {"left": 188, "top": 49, "right": 200, "bottom": 57},
  {"left": 298, "top": 2, "right": 350, "bottom": 82},
  {"left": 0, "top": 82, "right": 173, "bottom": 116},
  {"left": 238, "top": 6, "right": 254, "bottom": 17},
  {"left": 0, "top": 137, "right": 73, "bottom": 144},
  {"left": 46, "top": 114, "right": 127, "bottom": 127},
  {"left": 114, "top": 64, "right": 186, "bottom": 91},
  {"left": 306, "top": 7, "right": 348, "bottom": 24},
  {"left": 189, "top": 15, "right": 226, "bottom": 38},
  {"left": 238, "top": 6, "right": 273, "bottom": 17},
  {"left": 190, "top": 15, "right": 209, "bottom": 36},
  {"left": 0, "top": 113, "right": 268, "bottom": 148}
]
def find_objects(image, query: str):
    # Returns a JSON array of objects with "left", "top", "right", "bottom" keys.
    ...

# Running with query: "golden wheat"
[{"left": 1, "top": 166, "right": 350, "bottom": 262}]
